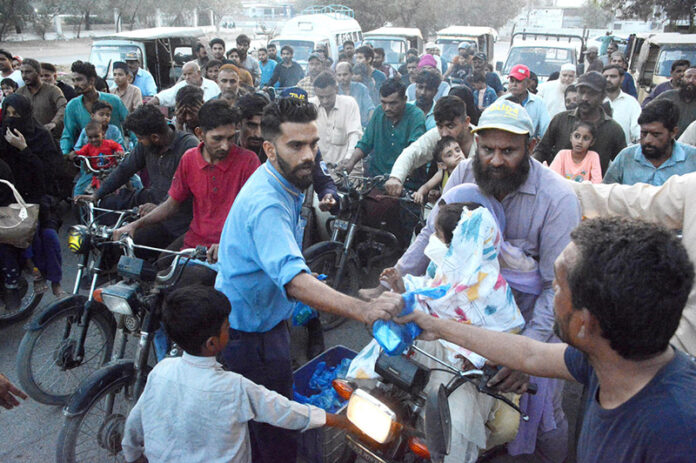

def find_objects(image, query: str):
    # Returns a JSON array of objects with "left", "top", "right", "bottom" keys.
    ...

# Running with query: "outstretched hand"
[
  {"left": 363, "top": 291, "right": 404, "bottom": 326},
  {"left": 0, "top": 373, "right": 27, "bottom": 410},
  {"left": 395, "top": 310, "right": 440, "bottom": 341}
]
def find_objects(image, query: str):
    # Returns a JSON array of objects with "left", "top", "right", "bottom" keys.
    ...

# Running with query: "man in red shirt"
[{"left": 113, "top": 100, "right": 260, "bottom": 281}]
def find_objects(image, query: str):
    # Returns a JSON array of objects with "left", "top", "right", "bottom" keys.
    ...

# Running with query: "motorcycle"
[
  {"left": 333, "top": 345, "right": 537, "bottom": 463},
  {"left": 16, "top": 202, "right": 139, "bottom": 405},
  {"left": 0, "top": 262, "right": 44, "bottom": 326},
  {"left": 304, "top": 168, "right": 425, "bottom": 330},
  {"left": 55, "top": 236, "right": 207, "bottom": 463}
]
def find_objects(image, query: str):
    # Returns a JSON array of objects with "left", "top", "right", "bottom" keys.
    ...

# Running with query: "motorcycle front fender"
[
  {"left": 63, "top": 359, "right": 134, "bottom": 417},
  {"left": 24, "top": 294, "right": 113, "bottom": 331}
]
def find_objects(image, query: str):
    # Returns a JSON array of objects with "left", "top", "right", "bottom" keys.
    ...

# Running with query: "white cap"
[
  {"left": 425, "top": 42, "right": 438, "bottom": 50},
  {"left": 560, "top": 63, "right": 576, "bottom": 73}
]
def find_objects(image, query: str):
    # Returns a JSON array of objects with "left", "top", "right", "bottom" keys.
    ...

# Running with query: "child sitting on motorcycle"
[
  {"left": 121, "top": 285, "right": 352, "bottom": 463},
  {"left": 412, "top": 135, "right": 465, "bottom": 205}
]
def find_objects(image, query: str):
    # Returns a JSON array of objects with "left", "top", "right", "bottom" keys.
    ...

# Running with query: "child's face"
[
  {"left": 86, "top": 128, "right": 104, "bottom": 146},
  {"left": 434, "top": 225, "right": 450, "bottom": 247},
  {"left": 1, "top": 84, "right": 14, "bottom": 96},
  {"left": 570, "top": 126, "right": 593, "bottom": 154},
  {"left": 207, "top": 318, "right": 230, "bottom": 355},
  {"left": 438, "top": 142, "right": 464, "bottom": 172},
  {"left": 473, "top": 81, "right": 486, "bottom": 91},
  {"left": 93, "top": 108, "right": 112, "bottom": 127}
]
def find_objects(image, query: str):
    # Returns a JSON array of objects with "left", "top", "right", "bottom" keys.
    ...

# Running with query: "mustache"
[{"left": 293, "top": 161, "right": 314, "bottom": 173}]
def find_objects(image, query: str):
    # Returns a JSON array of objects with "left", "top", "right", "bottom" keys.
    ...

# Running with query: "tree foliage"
[{"left": 600, "top": 0, "right": 696, "bottom": 31}]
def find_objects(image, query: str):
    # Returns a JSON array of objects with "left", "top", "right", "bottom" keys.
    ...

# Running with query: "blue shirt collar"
[
  {"left": 263, "top": 161, "right": 303, "bottom": 197},
  {"left": 634, "top": 141, "right": 685, "bottom": 168}
]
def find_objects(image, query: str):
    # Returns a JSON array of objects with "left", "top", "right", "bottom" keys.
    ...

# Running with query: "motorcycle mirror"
[{"left": 424, "top": 384, "right": 451, "bottom": 463}]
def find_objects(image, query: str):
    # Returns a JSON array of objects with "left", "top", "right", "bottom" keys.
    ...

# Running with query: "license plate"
[
  {"left": 346, "top": 435, "right": 388, "bottom": 463},
  {"left": 334, "top": 219, "right": 350, "bottom": 231}
]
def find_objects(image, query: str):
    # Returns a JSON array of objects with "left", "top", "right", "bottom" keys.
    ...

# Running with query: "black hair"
[
  {"left": 236, "top": 34, "right": 251, "bottom": 45},
  {"left": 568, "top": 217, "right": 694, "bottom": 360},
  {"left": 84, "top": 120, "right": 104, "bottom": 134},
  {"left": 571, "top": 120, "right": 596, "bottom": 140},
  {"left": 343, "top": 39, "right": 354, "bottom": 47},
  {"left": 529, "top": 71, "right": 539, "bottom": 84},
  {"left": 209, "top": 38, "right": 225, "bottom": 49},
  {"left": 374, "top": 47, "right": 385, "bottom": 57},
  {"left": 447, "top": 87, "right": 478, "bottom": 125},
  {"left": 40, "top": 62, "right": 57, "bottom": 73},
  {"left": 548, "top": 71, "right": 560, "bottom": 81},
  {"left": 406, "top": 56, "right": 420, "bottom": 66},
  {"left": 1, "top": 78, "right": 18, "bottom": 90},
  {"left": 258, "top": 47, "right": 267, "bottom": 54},
  {"left": 237, "top": 93, "right": 268, "bottom": 120},
  {"left": 564, "top": 84, "right": 577, "bottom": 98},
  {"left": 91, "top": 100, "right": 113, "bottom": 114},
  {"left": 406, "top": 48, "right": 418, "bottom": 57},
  {"left": 198, "top": 99, "right": 241, "bottom": 131},
  {"left": 124, "top": 105, "right": 169, "bottom": 136},
  {"left": 338, "top": 52, "right": 348, "bottom": 62},
  {"left": 0, "top": 49, "right": 12, "bottom": 61},
  {"left": 433, "top": 135, "right": 458, "bottom": 163},
  {"left": 175, "top": 84, "right": 204, "bottom": 108},
  {"left": 194, "top": 42, "right": 206, "bottom": 54},
  {"left": 21, "top": 58, "right": 41, "bottom": 73},
  {"left": 267, "top": 43, "right": 277, "bottom": 49},
  {"left": 602, "top": 64, "right": 625, "bottom": 77},
  {"left": 414, "top": 68, "right": 441, "bottom": 90},
  {"left": 435, "top": 201, "right": 482, "bottom": 244},
  {"left": 468, "top": 71, "right": 486, "bottom": 84},
  {"left": 162, "top": 285, "right": 231, "bottom": 355},
  {"left": 379, "top": 78, "right": 406, "bottom": 99},
  {"left": 355, "top": 46, "right": 374, "bottom": 63},
  {"left": 672, "top": 59, "right": 690, "bottom": 72},
  {"left": 71, "top": 60, "right": 97, "bottom": 80},
  {"left": 638, "top": 99, "right": 680, "bottom": 132},
  {"left": 281, "top": 45, "right": 294, "bottom": 55},
  {"left": 227, "top": 48, "right": 239, "bottom": 58},
  {"left": 433, "top": 95, "right": 467, "bottom": 124},
  {"left": 313, "top": 71, "right": 337, "bottom": 89},
  {"left": 261, "top": 97, "right": 317, "bottom": 141},
  {"left": 205, "top": 59, "right": 222, "bottom": 71}
]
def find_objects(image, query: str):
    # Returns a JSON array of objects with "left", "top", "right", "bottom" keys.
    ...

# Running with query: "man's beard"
[
  {"left": 276, "top": 151, "right": 314, "bottom": 190},
  {"left": 416, "top": 96, "right": 432, "bottom": 114},
  {"left": 679, "top": 83, "right": 696, "bottom": 101},
  {"left": 642, "top": 141, "right": 670, "bottom": 160},
  {"left": 473, "top": 149, "right": 530, "bottom": 199}
]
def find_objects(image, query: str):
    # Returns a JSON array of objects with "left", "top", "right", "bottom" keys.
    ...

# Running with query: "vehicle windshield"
[
  {"left": 656, "top": 46, "right": 696, "bottom": 77},
  {"left": 364, "top": 38, "right": 406, "bottom": 66},
  {"left": 437, "top": 39, "right": 476, "bottom": 64},
  {"left": 89, "top": 44, "right": 140, "bottom": 77},
  {"left": 270, "top": 40, "right": 315, "bottom": 65},
  {"left": 503, "top": 46, "right": 574, "bottom": 77}
]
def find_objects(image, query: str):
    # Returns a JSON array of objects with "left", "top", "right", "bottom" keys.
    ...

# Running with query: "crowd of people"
[{"left": 1, "top": 31, "right": 696, "bottom": 463}]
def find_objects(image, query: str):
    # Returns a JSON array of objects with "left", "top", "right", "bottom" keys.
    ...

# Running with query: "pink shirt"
[{"left": 549, "top": 149, "right": 602, "bottom": 183}]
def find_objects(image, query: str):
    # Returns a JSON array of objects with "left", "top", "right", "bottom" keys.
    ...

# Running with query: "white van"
[{"left": 268, "top": 5, "right": 362, "bottom": 67}]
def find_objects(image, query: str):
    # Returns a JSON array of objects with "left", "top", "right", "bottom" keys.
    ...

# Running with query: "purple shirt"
[{"left": 397, "top": 157, "right": 581, "bottom": 343}]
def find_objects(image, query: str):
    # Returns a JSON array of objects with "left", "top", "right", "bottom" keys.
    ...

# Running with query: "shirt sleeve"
[
  {"left": 250, "top": 204, "right": 311, "bottom": 296},
  {"left": 167, "top": 153, "right": 192, "bottom": 202},
  {"left": 390, "top": 128, "right": 439, "bottom": 182},
  {"left": 237, "top": 375, "right": 326, "bottom": 431},
  {"left": 408, "top": 109, "right": 427, "bottom": 145},
  {"left": 105, "top": 139, "right": 124, "bottom": 152},
  {"left": 678, "top": 121, "right": 696, "bottom": 145},
  {"left": 563, "top": 345, "right": 591, "bottom": 385},
  {"left": 96, "top": 144, "right": 146, "bottom": 199},
  {"left": 602, "top": 157, "right": 622, "bottom": 184},
  {"left": 590, "top": 152, "right": 603, "bottom": 183},
  {"left": 535, "top": 101, "right": 551, "bottom": 139},
  {"left": 75, "top": 144, "right": 90, "bottom": 156},
  {"left": 155, "top": 82, "right": 181, "bottom": 107},
  {"left": 548, "top": 151, "right": 564, "bottom": 176},
  {"left": 355, "top": 114, "right": 376, "bottom": 154},
  {"left": 74, "top": 128, "right": 87, "bottom": 151},
  {"left": 121, "top": 392, "right": 146, "bottom": 462},
  {"left": 50, "top": 87, "right": 67, "bottom": 128},
  {"left": 60, "top": 101, "right": 79, "bottom": 154},
  {"left": 143, "top": 72, "right": 158, "bottom": 96},
  {"left": 533, "top": 115, "right": 559, "bottom": 164}
]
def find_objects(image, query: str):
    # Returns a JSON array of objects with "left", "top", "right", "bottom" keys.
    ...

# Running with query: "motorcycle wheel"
[
  {"left": 0, "top": 274, "right": 43, "bottom": 326},
  {"left": 56, "top": 372, "right": 134, "bottom": 463},
  {"left": 16, "top": 303, "right": 115, "bottom": 405},
  {"left": 306, "top": 248, "right": 360, "bottom": 330}
]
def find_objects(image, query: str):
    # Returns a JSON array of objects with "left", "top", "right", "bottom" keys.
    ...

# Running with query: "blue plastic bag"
[
  {"left": 292, "top": 274, "right": 327, "bottom": 326},
  {"left": 373, "top": 285, "right": 450, "bottom": 356},
  {"left": 293, "top": 358, "right": 352, "bottom": 413}
]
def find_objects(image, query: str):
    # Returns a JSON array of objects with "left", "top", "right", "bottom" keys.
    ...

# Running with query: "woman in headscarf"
[{"left": 0, "top": 94, "right": 64, "bottom": 306}]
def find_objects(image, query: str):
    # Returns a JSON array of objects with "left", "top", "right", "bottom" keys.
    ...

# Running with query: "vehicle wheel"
[
  {"left": 306, "top": 248, "right": 360, "bottom": 330},
  {"left": 56, "top": 372, "right": 134, "bottom": 463},
  {"left": 16, "top": 303, "right": 115, "bottom": 405},
  {"left": 0, "top": 274, "right": 43, "bottom": 326}
]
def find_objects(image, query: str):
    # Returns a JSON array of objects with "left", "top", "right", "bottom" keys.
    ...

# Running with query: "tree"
[
  {"left": 600, "top": 0, "right": 696, "bottom": 31},
  {"left": 579, "top": 0, "right": 612, "bottom": 29}
]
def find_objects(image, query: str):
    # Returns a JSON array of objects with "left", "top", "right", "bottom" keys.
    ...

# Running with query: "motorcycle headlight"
[
  {"left": 346, "top": 389, "right": 398, "bottom": 444},
  {"left": 96, "top": 282, "right": 138, "bottom": 316},
  {"left": 67, "top": 225, "right": 90, "bottom": 255}
]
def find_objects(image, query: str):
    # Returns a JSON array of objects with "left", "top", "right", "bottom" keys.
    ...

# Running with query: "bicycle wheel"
[
  {"left": 56, "top": 371, "right": 134, "bottom": 463},
  {"left": 0, "top": 274, "right": 43, "bottom": 325},
  {"left": 16, "top": 303, "right": 114, "bottom": 405},
  {"left": 306, "top": 248, "right": 360, "bottom": 330}
]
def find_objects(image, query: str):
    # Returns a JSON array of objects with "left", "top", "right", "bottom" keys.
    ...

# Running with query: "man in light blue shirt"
[
  {"left": 498, "top": 64, "right": 550, "bottom": 139},
  {"left": 257, "top": 47, "right": 277, "bottom": 87},
  {"left": 214, "top": 97, "right": 402, "bottom": 463},
  {"left": 604, "top": 99, "right": 696, "bottom": 186},
  {"left": 336, "top": 61, "right": 375, "bottom": 127},
  {"left": 125, "top": 52, "right": 157, "bottom": 97}
]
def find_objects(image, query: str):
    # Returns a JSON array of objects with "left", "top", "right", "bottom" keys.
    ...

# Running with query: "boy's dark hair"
[
  {"left": 338, "top": 52, "right": 348, "bottom": 62},
  {"left": 374, "top": 47, "right": 385, "bottom": 58},
  {"left": 267, "top": 43, "right": 277, "bottom": 50},
  {"left": 1, "top": 78, "right": 18, "bottom": 90},
  {"left": 313, "top": 71, "right": 337, "bottom": 89},
  {"left": 434, "top": 96, "right": 467, "bottom": 124},
  {"left": 209, "top": 38, "right": 225, "bottom": 49},
  {"left": 227, "top": 48, "right": 240, "bottom": 58},
  {"left": 379, "top": 78, "right": 406, "bottom": 99},
  {"left": 236, "top": 34, "right": 251, "bottom": 45},
  {"left": 435, "top": 201, "right": 482, "bottom": 244},
  {"left": 85, "top": 120, "right": 104, "bottom": 133},
  {"left": 193, "top": 42, "right": 206, "bottom": 54},
  {"left": 355, "top": 46, "right": 374, "bottom": 63},
  {"left": 343, "top": 39, "right": 355, "bottom": 47},
  {"left": 602, "top": 64, "right": 625, "bottom": 77},
  {"left": 564, "top": 84, "right": 577, "bottom": 98},
  {"left": 568, "top": 217, "right": 694, "bottom": 360},
  {"left": 175, "top": 84, "right": 204, "bottom": 107},
  {"left": 71, "top": 60, "right": 97, "bottom": 80},
  {"left": 91, "top": 100, "right": 113, "bottom": 115},
  {"left": 262, "top": 97, "right": 317, "bottom": 141},
  {"left": 22, "top": 58, "right": 41, "bottom": 73},
  {"left": 205, "top": 59, "right": 222, "bottom": 71},
  {"left": 163, "top": 285, "right": 231, "bottom": 355},
  {"left": 414, "top": 68, "right": 441, "bottom": 90},
  {"left": 280, "top": 45, "right": 294, "bottom": 55},
  {"left": 0, "top": 49, "right": 12, "bottom": 61},
  {"left": 433, "top": 135, "right": 458, "bottom": 163},
  {"left": 257, "top": 47, "right": 267, "bottom": 54},
  {"left": 639, "top": 99, "right": 680, "bottom": 132},
  {"left": 468, "top": 71, "right": 486, "bottom": 84},
  {"left": 198, "top": 99, "right": 242, "bottom": 131},
  {"left": 571, "top": 120, "right": 597, "bottom": 140},
  {"left": 237, "top": 93, "right": 269, "bottom": 120},
  {"left": 406, "top": 48, "right": 418, "bottom": 57},
  {"left": 40, "top": 62, "right": 57, "bottom": 73},
  {"left": 406, "top": 56, "right": 420, "bottom": 65},
  {"left": 672, "top": 59, "right": 690, "bottom": 72},
  {"left": 124, "top": 105, "right": 169, "bottom": 136}
]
